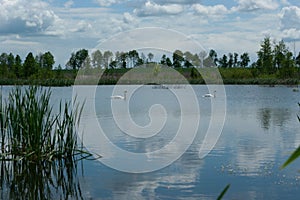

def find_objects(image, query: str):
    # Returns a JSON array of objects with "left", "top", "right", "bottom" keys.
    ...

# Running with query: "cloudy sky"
[{"left": 0, "top": 0, "right": 300, "bottom": 67}]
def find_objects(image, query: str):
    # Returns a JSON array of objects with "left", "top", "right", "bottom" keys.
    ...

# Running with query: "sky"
[{"left": 0, "top": 0, "right": 300, "bottom": 67}]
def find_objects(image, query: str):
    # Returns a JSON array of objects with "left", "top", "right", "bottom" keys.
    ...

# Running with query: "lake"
[{"left": 1, "top": 85, "right": 300, "bottom": 199}]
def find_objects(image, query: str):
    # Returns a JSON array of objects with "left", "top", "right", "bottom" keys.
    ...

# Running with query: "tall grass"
[
  {"left": 281, "top": 102, "right": 300, "bottom": 169},
  {"left": 0, "top": 86, "right": 90, "bottom": 162}
]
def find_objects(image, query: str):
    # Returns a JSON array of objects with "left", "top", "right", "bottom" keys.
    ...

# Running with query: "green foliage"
[
  {"left": 220, "top": 68, "right": 253, "bottom": 79},
  {"left": 257, "top": 36, "right": 274, "bottom": 74},
  {"left": 66, "top": 49, "right": 89, "bottom": 70},
  {"left": 296, "top": 52, "right": 300, "bottom": 67},
  {"left": 41, "top": 51, "right": 55, "bottom": 70},
  {"left": 209, "top": 49, "right": 218, "bottom": 65},
  {"left": 23, "top": 52, "right": 36, "bottom": 78},
  {"left": 0, "top": 36, "right": 299, "bottom": 85},
  {"left": 217, "top": 184, "right": 231, "bottom": 200},
  {"left": 240, "top": 53, "right": 250, "bottom": 68},
  {"left": 14, "top": 55, "right": 22, "bottom": 78},
  {"left": 219, "top": 54, "right": 228, "bottom": 68},
  {"left": 281, "top": 103, "right": 300, "bottom": 169},
  {"left": 91, "top": 49, "right": 103, "bottom": 68},
  {"left": 147, "top": 52, "right": 154, "bottom": 62},
  {"left": 255, "top": 37, "right": 297, "bottom": 78},
  {"left": 190, "top": 67, "right": 201, "bottom": 78},
  {"left": 173, "top": 50, "right": 184, "bottom": 68},
  {"left": 281, "top": 146, "right": 300, "bottom": 169},
  {"left": 0, "top": 86, "right": 91, "bottom": 162}
]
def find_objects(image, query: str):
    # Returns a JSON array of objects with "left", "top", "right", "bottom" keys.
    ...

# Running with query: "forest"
[{"left": 0, "top": 37, "right": 299, "bottom": 86}]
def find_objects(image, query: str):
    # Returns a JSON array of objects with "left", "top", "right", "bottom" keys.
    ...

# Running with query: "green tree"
[
  {"left": 66, "top": 49, "right": 89, "bottom": 70},
  {"left": 140, "top": 53, "right": 146, "bottom": 64},
  {"left": 240, "top": 53, "right": 250, "bottom": 68},
  {"left": 199, "top": 51, "right": 207, "bottom": 68},
  {"left": 136, "top": 57, "right": 144, "bottom": 66},
  {"left": 228, "top": 53, "right": 234, "bottom": 68},
  {"left": 128, "top": 50, "right": 139, "bottom": 68},
  {"left": 272, "top": 40, "right": 296, "bottom": 78},
  {"left": 35, "top": 53, "right": 43, "bottom": 70},
  {"left": 103, "top": 51, "right": 113, "bottom": 69},
  {"left": 183, "top": 51, "right": 194, "bottom": 68},
  {"left": 166, "top": 57, "right": 172, "bottom": 67},
  {"left": 42, "top": 51, "right": 55, "bottom": 70},
  {"left": 120, "top": 52, "right": 128, "bottom": 69},
  {"left": 23, "top": 52, "right": 36, "bottom": 78},
  {"left": 191, "top": 54, "right": 200, "bottom": 67},
  {"left": 209, "top": 49, "right": 218, "bottom": 65},
  {"left": 257, "top": 36, "right": 274, "bottom": 74},
  {"left": 218, "top": 54, "right": 228, "bottom": 68},
  {"left": 109, "top": 60, "right": 117, "bottom": 69},
  {"left": 184, "top": 59, "right": 193, "bottom": 68},
  {"left": 279, "top": 51, "right": 296, "bottom": 78},
  {"left": 191, "top": 67, "right": 200, "bottom": 78},
  {"left": 0, "top": 53, "right": 9, "bottom": 76},
  {"left": 82, "top": 55, "right": 92, "bottom": 69},
  {"left": 91, "top": 50, "right": 103, "bottom": 68},
  {"left": 160, "top": 54, "right": 167, "bottom": 65},
  {"left": 173, "top": 50, "right": 184, "bottom": 68},
  {"left": 233, "top": 53, "right": 239, "bottom": 67},
  {"left": 7, "top": 53, "right": 15, "bottom": 72},
  {"left": 66, "top": 52, "right": 76, "bottom": 70},
  {"left": 147, "top": 52, "right": 154, "bottom": 63},
  {"left": 296, "top": 52, "right": 300, "bottom": 67},
  {"left": 14, "top": 55, "right": 22, "bottom": 78},
  {"left": 273, "top": 40, "right": 288, "bottom": 69}
]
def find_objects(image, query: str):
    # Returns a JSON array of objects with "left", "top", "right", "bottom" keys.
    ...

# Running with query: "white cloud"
[
  {"left": 2, "top": 39, "right": 40, "bottom": 46},
  {"left": 64, "top": 0, "right": 74, "bottom": 8},
  {"left": 95, "top": 0, "right": 122, "bottom": 7},
  {"left": 134, "top": 1, "right": 184, "bottom": 17},
  {"left": 0, "top": 0, "right": 59, "bottom": 35},
  {"left": 232, "top": 0, "right": 279, "bottom": 12},
  {"left": 282, "top": 28, "right": 300, "bottom": 40},
  {"left": 72, "top": 20, "right": 93, "bottom": 33},
  {"left": 1, "top": 0, "right": 298, "bottom": 66},
  {"left": 154, "top": 0, "right": 198, "bottom": 4},
  {"left": 123, "top": 12, "right": 137, "bottom": 24},
  {"left": 192, "top": 4, "right": 229, "bottom": 17},
  {"left": 280, "top": 6, "right": 300, "bottom": 29},
  {"left": 280, "top": 0, "right": 291, "bottom": 5},
  {"left": 280, "top": 6, "right": 300, "bottom": 40}
]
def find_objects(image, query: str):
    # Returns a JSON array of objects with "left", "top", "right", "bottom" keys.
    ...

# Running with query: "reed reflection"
[{"left": 0, "top": 157, "right": 83, "bottom": 200}]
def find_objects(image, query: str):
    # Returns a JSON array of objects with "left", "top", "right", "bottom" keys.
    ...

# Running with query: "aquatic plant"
[
  {"left": 281, "top": 102, "right": 300, "bottom": 169},
  {"left": 217, "top": 184, "right": 231, "bottom": 200},
  {"left": 0, "top": 86, "right": 91, "bottom": 162}
]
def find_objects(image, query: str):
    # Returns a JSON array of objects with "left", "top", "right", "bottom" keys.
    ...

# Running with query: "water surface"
[{"left": 1, "top": 85, "right": 300, "bottom": 199}]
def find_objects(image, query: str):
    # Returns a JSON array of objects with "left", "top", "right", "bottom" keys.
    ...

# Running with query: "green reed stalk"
[{"left": 0, "top": 86, "right": 90, "bottom": 162}]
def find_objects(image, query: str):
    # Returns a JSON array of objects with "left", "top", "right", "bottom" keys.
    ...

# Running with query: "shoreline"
[{"left": 0, "top": 78, "right": 298, "bottom": 87}]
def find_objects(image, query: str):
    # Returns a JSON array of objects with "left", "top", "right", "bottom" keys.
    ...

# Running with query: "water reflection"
[
  {"left": 257, "top": 108, "right": 271, "bottom": 130},
  {"left": 257, "top": 108, "right": 291, "bottom": 130},
  {"left": 0, "top": 158, "right": 83, "bottom": 200},
  {"left": 81, "top": 151, "right": 207, "bottom": 200}
]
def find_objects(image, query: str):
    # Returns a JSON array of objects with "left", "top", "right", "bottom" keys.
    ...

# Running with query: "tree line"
[
  {"left": 65, "top": 48, "right": 252, "bottom": 70},
  {"left": 0, "top": 37, "right": 299, "bottom": 81},
  {"left": 0, "top": 51, "right": 56, "bottom": 79}
]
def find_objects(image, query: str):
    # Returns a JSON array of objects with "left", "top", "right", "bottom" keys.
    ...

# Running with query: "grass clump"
[{"left": 0, "top": 86, "right": 90, "bottom": 162}]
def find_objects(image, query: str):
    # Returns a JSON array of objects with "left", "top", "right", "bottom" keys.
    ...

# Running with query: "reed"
[{"left": 0, "top": 86, "right": 90, "bottom": 162}]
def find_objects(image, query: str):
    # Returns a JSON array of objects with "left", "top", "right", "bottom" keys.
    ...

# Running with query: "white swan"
[
  {"left": 203, "top": 90, "right": 216, "bottom": 98},
  {"left": 111, "top": 90, "right": 127, "bottom": 100}
]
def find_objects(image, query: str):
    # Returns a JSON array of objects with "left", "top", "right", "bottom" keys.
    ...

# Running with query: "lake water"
[{"left": 1, "top": 85, "right": 300, "bottom": 199}]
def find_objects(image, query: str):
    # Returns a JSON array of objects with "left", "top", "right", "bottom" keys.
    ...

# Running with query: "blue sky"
[{"left": 0, "top": 0, "right": 300, "bottom": 66}]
